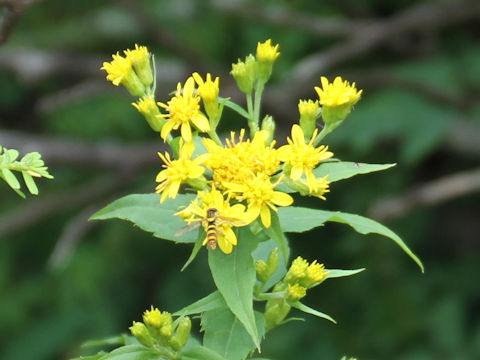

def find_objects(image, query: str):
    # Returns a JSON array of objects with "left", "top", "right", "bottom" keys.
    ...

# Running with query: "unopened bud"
[
  {"left": 261, "top": 115, "right": 276, "bottom": 144},
  {"left": 231, "top": 55, "right": 256, "bottom": 94},
  {"left": 129, "top": 321, "right": 155, "bottom": 347}
]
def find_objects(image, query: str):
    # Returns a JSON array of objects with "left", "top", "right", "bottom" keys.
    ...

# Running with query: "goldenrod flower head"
[
  {"left": 224, "top": 174, "right": 293, "bottom": 228},
  {"left": 101, "top": 52, "right": 145, "bottom": 96},
  {"left": 231, "top": 54, "right": 257, "bottom": 94},
  {"left": 124, "top": 44, "right": 149, "bottom": 63},
  {"left": 132, "top": 96, "right": 164, "bottom": 131},
  {"left": 278, "top": 124, "right": 333, "bottom": 191},
  {"left": 303, "top": 260, "right": 329, "bottom": 287},
  {"left": 143, "top": 306, "right": 163, "bottom": 328},
  {"left": 158, "top": 77, "right": 210, "bottom": 142},
  {"left": 192, "top": 72, "right": 220, "bottom": 122},
  {"left": 256, "top": 39, "right": 280, "bottom": 64},
  {"left": 175, "top": 186, "right": 251, "bottom": 254},
  {"left": 287, "top": 283, "right": 307, "bottom": 302},
  {"left": 315, "top": 76, "right": 362, "bottom": 107},
  {"left": 101, "top": 52, "right": 131, "bottom": 86},
  {"left": 124, "top": 44, "right": 154, "bottom": 88},
  {"left": 129, "top": 321, "right": 155, "bottom": 347},
  {"left": 155, "top": 141, "right": 208, "bottom": 203},
  {"left": 298, "top": 99, "right": 321, "bottom": 140},
  {"left": 203, "top": 129, "right": 280, "bottom": 190},
  {"left": 256, "top": 39, "right": 280, "bottom": 83},
  {"left": 305, "top": 173, "right": 330, "bottom": 200},
  {"left": 285, "top": 256, "right": 309, "bottom": 284}
]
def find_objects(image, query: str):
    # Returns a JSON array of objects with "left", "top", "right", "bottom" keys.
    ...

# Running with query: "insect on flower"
[{"left": 175, "top": 207, "right": 242, "bottom": 250}]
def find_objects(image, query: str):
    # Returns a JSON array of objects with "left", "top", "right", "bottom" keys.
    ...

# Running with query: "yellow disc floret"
[{"left": 315, "top": 76, "right": 362, "bottom": 107}]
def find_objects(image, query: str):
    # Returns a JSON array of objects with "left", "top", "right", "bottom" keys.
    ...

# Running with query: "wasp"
[{"left": 175, "top": 208, "right": 243, "bottom": 250}]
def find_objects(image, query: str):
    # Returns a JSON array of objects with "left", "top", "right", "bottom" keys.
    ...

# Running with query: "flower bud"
[
  {"left": 255, "top": 260, "right": 269, "bottom": 283},
  {"left": 314, "top": 76, "right": 362, "bottom": 135},
  {"left": 266, "top": 248, "right": 279, "bottom": 278},
  {"left": 124, "top": 44, "right": 154, "bottom": 88},
  {"left": 301, "top": 260, "right": 329, "bottom": 288},
  {"left": 169, "top": 317, "right": 191, "bottom": 351},
  {"left": 286, "top": 283, "right": 307, "bottom": 302},
  {"left": 265, "top": 300, "right": 291, "bottom": 330},
  {"left": 192, "top": 72, "right": 220, "bottom": 125},
  {"left": 298, "top": 99, "right": 321, "bottom": 140},
  {"left": 231, "top": 55, "right": 256, "bottom": 94},
  {"left": 255, "top": 39, "right": 280, "bottom": 83},
  {"left": 284, "top": 256, "right": 308, "bottom": 285},
  {"left": 129, "top": 321, "right": 155, "bottom": 347},
  {"left": 261, "top": 115, "right": 276, "bottom": 144},
  {"left": 132, "top": 96, "right": 164, "bottom": 131}
]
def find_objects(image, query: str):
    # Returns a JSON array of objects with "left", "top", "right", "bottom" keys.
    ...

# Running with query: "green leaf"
[
  {"left": 97, "top": 345, "right": 162, "bottom": 360},
  {"left": 208, "top": 228, "right": 260, "bottom": 350},
  {"left": 173, "top": 291, "right": 226, "bottom": 317},
  {"left": 82, "top": 334, "right": 129, "bottom": 348},
  {"left": 70, "top": 353, "right": 107, "bottom": 360},
  {"left": 181, "top": 228, "right": 205, "bottom": 271},
  {"left": 181, "top": 345, "right": 227, "bottom": 360},
  {"left": 202, "top": 307, "right": 265, "bottom": 360},
  {"left": 291, "top": 302, "right": 336, "bottom": 324},
  {"left": 22, "top": 171, "right": 39, "bottom": 195},
  {"left": 2, "top": 168, "right": 20, "bottom": 189},
  {"left": 278, "top": 207, "right": 424, "bottom": 272},
  {"left": 90, "top": 194, "right": 196, "bottom": 243},
  {"left": 325, "top": 268, "right": 365, "bottom": 280},
  {"left": 222, "top": 98, "right": 250, "bottom": 120},
  {"left": 313, "top": 162, "right": 396, "bottom": 182},
  {"left": 262, "top": 212, "right": 290, "bottom": 263}
]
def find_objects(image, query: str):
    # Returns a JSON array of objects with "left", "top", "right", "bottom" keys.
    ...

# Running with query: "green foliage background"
[{"left": 0, "top": 0, "right": 479, "bottom": 359}]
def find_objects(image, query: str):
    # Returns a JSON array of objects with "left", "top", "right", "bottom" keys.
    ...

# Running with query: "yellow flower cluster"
[{"left": 102, "top": 41, "right": 363, "bottom": 255}]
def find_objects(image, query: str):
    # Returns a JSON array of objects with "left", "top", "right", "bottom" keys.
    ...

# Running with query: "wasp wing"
[{"left": 175, "top": 221, "right": 201, "bottom": 236}]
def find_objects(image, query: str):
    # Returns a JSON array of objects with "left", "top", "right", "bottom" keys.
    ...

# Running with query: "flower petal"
[
  {"left": 271, "top": 191, "right": 294, "bottom": 206},
  {"left": 260, "top": 205, "right": 271, "bottom": 228}
]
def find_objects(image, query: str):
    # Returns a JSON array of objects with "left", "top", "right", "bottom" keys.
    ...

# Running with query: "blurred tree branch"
[
  {"left": 269, "top": 0, "right": 480, "bottom": 112},
  {"left": 368, "top": 167, "right": 480, "bottom": 222},
  {"left": 0, "top": 0, "right": 38, "bottom": 45},
  {"left": 210, "top": 0, "right": 371, "bottom": 38}
]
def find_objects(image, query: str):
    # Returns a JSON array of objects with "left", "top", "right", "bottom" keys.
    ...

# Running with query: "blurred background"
[{"left": 0, "top": 0, "right": 479, "bottom": 359}]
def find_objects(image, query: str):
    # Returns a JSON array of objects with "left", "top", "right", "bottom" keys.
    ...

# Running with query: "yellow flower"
[
  {"left": 298, "top": 99, "right": 320, "bottom": 140},
  {"left": 203, "top": 129, "right": 280, "bottom": 190},
  {"left": 175, "top": 186, "right": 251, "bottom": 254},
  {"left": 143, "top": 306, "right": 163, "bottom": 328},
  {"left": 285, "top": 256, "right": 309, "bottom": 284},
  {"left": 314, "top": 76, "right": 362, "bottom": 107},
  {"left": 278, "top": 124, "right": 333, "bottom": 191},
  {"left": 124, "top": 44, "right": 153, "bottom": 87},
  {"left": 157, "top": 77, "right": 210, "bottom": 142},
  {"left": 224, "top": 174, "right": 293, "bottom": 228},
  {"left": 101, "top": 52, "right": 145, "bottom": 96},
  {"left": 304, "top": 260, "right": 329, "bottom": 287},
  {"left": 286, "top": 283, "right": 307, "bottom": 302},
  {"left": 132, "top": 96, "right": 164, "bottom": 131},
  {"left": 192, "top": 72, "right": 220, "bottom": 122},
  {"left": 155, "top": 141, "right": 208, "bottom": 203},
  {"left": 256, "top": 39, "right": 280, "bottom": 63}
]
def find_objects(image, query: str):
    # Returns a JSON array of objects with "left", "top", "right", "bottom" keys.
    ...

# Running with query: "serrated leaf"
[
  {"left": 2, "top": 168, "right": 20, "bottom": 189},
  {"left": 208, "top": 228, "right": 260, "bottom": 350},
  {"left": 313, "top": 162, "right": 396, "bottom": 182},
  {"left": 291, "top": 302, "right": 336, "bottom": 324},
  {"left": 174, "top": 291, "right": 226, "bottom": 317},
  {"left": 278, "top": 207, "right": 424, "bottom": 272},
  {"left": 181, "top": 345, "right": 227, "bottom": 360},
  {"left": 97, "top": 345, "right": 161, "bottom": 360},
  {"left": 202, "top": 307, "right": 265, "bottom": 360},
  {"left": 22, "top": 171, "right": 38, "bottom": 195},
  {"left": 90, "top": 194, "right": 196, "bottom": 243}
]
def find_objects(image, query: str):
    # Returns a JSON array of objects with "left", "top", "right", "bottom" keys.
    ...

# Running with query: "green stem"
[
  {"left": 246, "top": 93, "right": 254, "bottom": 120},
  {"left": 251, "top": 82, "right": 265, "bottom": 135},
  {"left": 208, "top": 130, "right": 223, "bottom": 145},
  {"left": 313, "top": 126, "right": 330, "bottom": 147}
]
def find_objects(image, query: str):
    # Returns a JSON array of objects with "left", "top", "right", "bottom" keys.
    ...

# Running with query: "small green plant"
[
  {"left": 0, "top": 145, "right": 53, "bottom": 197},
  {"left": 73, "top": 40, "right": 423, "bottom": 360}
]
